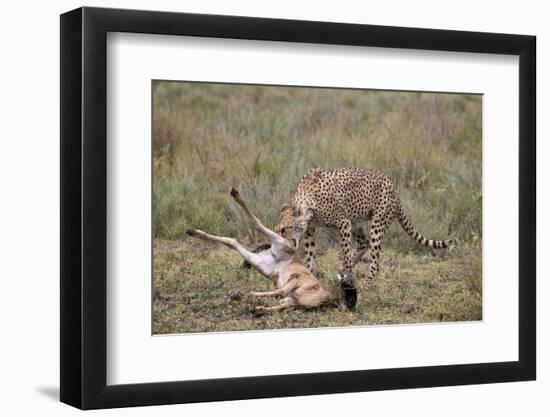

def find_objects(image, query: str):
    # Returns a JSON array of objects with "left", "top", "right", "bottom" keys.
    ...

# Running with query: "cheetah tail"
[{"left": 397, "top": 203, "right": 453, "bottom": 249}]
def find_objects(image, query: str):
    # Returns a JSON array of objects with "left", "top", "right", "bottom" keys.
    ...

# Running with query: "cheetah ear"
[
  {"left": 302, "top": 208, "right": 314, "bottom": 221},
  {"left": 294, "top": 206, "right": 313, "bottom": 220},
  {"left": 280, "top": 202, "right": 290, "bottom": 211}
]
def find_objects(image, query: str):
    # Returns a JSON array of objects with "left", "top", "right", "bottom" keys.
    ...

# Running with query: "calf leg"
[
  {"left": 249, "top": 278, "right": 299, "bottom": 298},
  {"left": 186, "top": 229, "right": 273, "bottom": 277},
  {"left": 254, "top": 302, "right": 293, "bottom": 314},
  {"left": 249, "top": 289, "right": 284, "bottom": 298},
  {"left": 230, "top": 188, "right": 288, "bottom": 247}
]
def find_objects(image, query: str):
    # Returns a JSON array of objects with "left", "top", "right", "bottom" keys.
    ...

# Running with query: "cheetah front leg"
[
  {"left": 337, "top": 219, "right": 357, "bottom": 310},
  {"left": 303, "top": 226, "right": 317, "bottom": 273}
]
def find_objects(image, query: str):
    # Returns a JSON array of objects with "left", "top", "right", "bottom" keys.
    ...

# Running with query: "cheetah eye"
[{"left": 292, "top": 207, "right": 300, "bottom": 216}]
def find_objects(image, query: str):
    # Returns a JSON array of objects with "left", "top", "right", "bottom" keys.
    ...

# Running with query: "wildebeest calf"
[{"left": 186, "top": 188, "right": 338, "bottom": 314}]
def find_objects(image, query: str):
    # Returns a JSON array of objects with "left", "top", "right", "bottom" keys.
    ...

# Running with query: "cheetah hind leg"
[
  {"left": 365, "top": 215, "right": 391, "bottom": 285},
  {"left": 352, "top": 225, "right": 371, "bottom": 273}
]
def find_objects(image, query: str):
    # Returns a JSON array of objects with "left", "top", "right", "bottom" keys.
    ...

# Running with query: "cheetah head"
[{"left": 274, "top": 203, "right": 313, "bottom": 247}]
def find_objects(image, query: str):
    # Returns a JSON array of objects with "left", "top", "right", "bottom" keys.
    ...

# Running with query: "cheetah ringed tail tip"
[{"left": 397, "top": 203, "right": 453, "bottom": 250}]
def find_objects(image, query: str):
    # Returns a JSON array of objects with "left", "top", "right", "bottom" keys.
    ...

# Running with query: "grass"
[
  {"left": 152, "top": 81, "right": 483, "bottom": 333},
  {"left": 153, "top": 239, "right": 482, "bottom": 334}
]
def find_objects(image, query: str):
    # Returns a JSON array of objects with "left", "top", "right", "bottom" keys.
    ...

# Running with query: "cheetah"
[{"left": 275, "top": 167, "right": 453, "bottom": 310}]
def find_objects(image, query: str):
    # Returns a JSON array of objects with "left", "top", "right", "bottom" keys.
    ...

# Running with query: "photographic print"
[{"left": 152, "top": 81, "right": 482, "bottom": 334}]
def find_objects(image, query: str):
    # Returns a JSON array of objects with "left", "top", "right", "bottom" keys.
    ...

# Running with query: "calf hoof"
[
  {"left": 230, "top": 291, "right": 243, "bottom": 301},
  {"left": 338, "top": 272, "right": 357, "bottom": 310},
  {"left": 341, "top": 285, "right": 357, "bottom": 310},
  {"left": 250, "top": 306, "right": 266, "bottom": 316},
  {"left": 240, "top": 260, "right": 252, "bottom": 269}
]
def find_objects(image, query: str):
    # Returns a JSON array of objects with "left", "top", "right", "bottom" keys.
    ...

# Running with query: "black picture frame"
[{"left": 60, "top": 6, "right": 536, "bottom": 410}]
